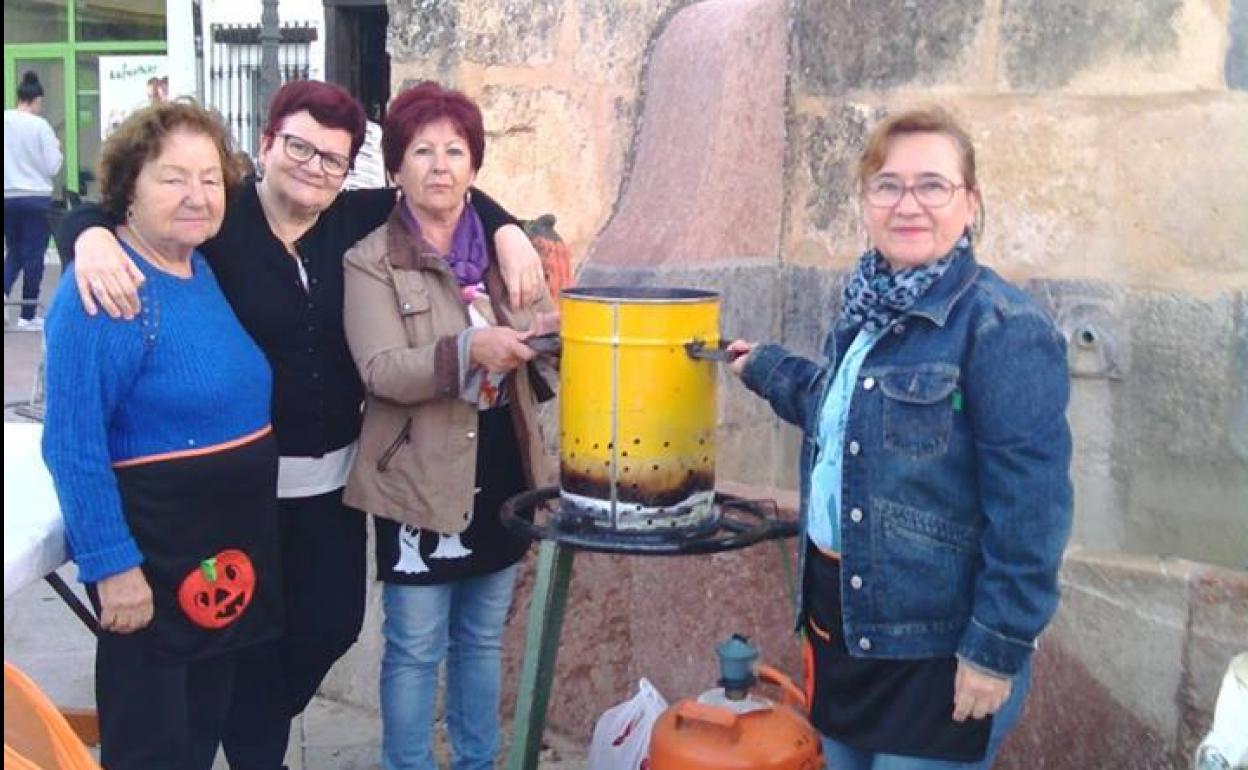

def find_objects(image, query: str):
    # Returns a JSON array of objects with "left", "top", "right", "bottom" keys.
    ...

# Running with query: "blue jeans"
[
  {"left": 3, "top": 196, "right": 52, "bottom": 320},
  {"left": 380, "top": 564, "right": 518, "bottom": 770},
  {"left": 820, "top": 661, "right": 1031, "bottom": 770}
]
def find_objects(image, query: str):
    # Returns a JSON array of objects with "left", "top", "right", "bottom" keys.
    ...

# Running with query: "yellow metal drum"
[{"left": 560, "top": 287, "right": 720, "bottom": 530}]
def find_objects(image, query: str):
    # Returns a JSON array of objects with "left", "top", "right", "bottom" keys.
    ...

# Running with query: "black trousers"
[
  {"left": 95, "top": 626, "right": 237, "bottom": 770},
  {"left": 3, "top": 196, "right": 51, "bottom": 320},
  {"left": 222, "top": 488, "right": 367, "bottom": 770}
]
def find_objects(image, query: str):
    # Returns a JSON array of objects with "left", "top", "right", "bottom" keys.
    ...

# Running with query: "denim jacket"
[{"left": 741, "top": 249, "right": 1073, "bottom": 677}]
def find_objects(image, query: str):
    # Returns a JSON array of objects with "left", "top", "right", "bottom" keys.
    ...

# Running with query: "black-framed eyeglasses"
[
  {"left": 278, "top": 133, "right": 351, "bottom": 177},
  {"left": 865, "top": 173, "right": 968, "bottom": 208}
]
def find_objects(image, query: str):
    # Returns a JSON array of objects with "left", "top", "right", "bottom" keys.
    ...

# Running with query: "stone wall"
[
  {"left": 321, "top": 0, "right": 1248, "bottom": 760},
  {"left": 1002, "top": 552, "right": 1248, "bottom": 769},
  {"left": 385, "top": 0, "right": 692, "bottom": 261}
]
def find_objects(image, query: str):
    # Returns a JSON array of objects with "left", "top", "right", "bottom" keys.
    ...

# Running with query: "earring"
[{"left": 465, "top": 189, "right": 472, "bottom": 205}]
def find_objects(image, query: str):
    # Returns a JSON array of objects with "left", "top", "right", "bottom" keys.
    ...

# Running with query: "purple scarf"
[{"left": 399, "top": 196, "right": 489, "bottom": 298}]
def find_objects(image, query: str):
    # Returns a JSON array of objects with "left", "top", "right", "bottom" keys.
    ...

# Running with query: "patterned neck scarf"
[
  {"left": 837, "top": 234, "right": 971, "bottom": 334},
  {"left": 399, "top": 196, "right": 489, "bottom": 303}
]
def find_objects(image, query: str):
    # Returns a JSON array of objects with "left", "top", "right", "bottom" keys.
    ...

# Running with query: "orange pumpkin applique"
[{"left": 177, "top": 549, "right": 255, "bottom": 629}]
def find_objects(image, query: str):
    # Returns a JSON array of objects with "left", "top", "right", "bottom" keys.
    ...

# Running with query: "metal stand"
[
  {"left": 501, "top": 487, "right": 797, "bottom": 770},
  {"left": 45, "top": 572, "right": 100, "bottom": 636},
  {"left": 505, "top": 539, "right": 574, "bottom": 770}
]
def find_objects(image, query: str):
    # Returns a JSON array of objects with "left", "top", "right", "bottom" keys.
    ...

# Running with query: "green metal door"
[
  {"left": 4, "top": 50, "right": 74, "bottom": 197},
  {"left": 5, "top": 0, "right": 167, "bottom": 199}
]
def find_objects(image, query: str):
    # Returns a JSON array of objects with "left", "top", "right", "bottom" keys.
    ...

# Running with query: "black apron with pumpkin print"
[{"left": 111, "top": 432, "right": 282, "bottom": 663}]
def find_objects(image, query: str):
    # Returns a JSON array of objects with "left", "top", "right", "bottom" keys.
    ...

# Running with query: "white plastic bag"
[
  {"left": 1195, "top": 652, "right": 1248, "bottom": 770},
  {"left": 587, "top": 678, "right": 668, "bottom": 770}
]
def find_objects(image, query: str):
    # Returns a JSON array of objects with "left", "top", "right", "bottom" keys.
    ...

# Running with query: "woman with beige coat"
[{"left": 342, "top": 81, "right": 554, "bottom": 770}]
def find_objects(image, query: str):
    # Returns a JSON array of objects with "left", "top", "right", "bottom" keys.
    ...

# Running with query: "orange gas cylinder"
[{"left": 648, "top": 637, "right": 822, "bottom": 770}]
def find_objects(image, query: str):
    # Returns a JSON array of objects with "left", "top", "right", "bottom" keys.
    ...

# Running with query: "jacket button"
[
  {"left": 402, "top": 303, "right": 412, "bottom": 312},
  {"left": 466, "top": 431, "right": 476, "bottom": 440},
  {"left": 892, "top": 324, "right": 905, "bottom": 335},
  {"left": 850, "top": 575, "right": 863, "bottom": 590},
  {"left": 849, "top": 507, "right": 863, "bottom": 523},
  {"left": 858, "top": 637, "right": 872, "bottom": 651},
  {"left": 862, "top": 377, "right": 876, "bottom": 391},
  {"left": 848, "top": 440, "right": 861, "bottom": 456}
]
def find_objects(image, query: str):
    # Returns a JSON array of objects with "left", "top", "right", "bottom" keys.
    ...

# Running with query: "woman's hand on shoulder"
[
  {"left": 96, "top": 565, "right": 154, "bottom": 634},
  {"left": 470, "top": 326, "right": 536, "bottom": 374},
  {"left": 74, "top": 227, "right": 145, "bottom": 319},
  {"left": 494, "top": 224, "right": 545, "bottom": 311},
  {"left": 952, "top": 660, "right": 1012, "bottom": 721}
]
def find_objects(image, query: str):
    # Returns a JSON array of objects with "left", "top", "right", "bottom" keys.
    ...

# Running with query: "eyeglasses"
[
  {"left": 865, "top": 174, "right": 968, "bottom": 208},
  {"left": 277, "top": 133, "right": 351, "bottom": 177}
]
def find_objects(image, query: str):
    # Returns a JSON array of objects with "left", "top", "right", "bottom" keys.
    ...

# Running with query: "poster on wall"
[{"left": 99, "top": 55, "right": 169, "bottom": 140}]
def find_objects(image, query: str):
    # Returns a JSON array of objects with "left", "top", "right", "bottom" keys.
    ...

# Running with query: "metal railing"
[{"left": 206, "top": 22, "right": 318, "bottom": 158}]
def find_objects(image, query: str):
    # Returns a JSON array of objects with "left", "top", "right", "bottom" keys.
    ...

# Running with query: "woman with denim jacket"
[{"left": 728, "top": 108, "right": 1073, "bottom": 769}]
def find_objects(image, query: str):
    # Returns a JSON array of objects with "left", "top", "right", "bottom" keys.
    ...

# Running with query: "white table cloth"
[{"left": 4, "top": 422, "right": 69, "bottom": 598}]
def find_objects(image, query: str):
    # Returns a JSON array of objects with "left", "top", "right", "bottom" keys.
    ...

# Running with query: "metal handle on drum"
[{"left": 684, "top": 339, "right": 744, "bottom": 363}]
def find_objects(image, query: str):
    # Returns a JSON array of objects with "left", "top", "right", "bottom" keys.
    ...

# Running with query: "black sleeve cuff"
[
  {"left": 58, "top": 202, "right": 120, "bottom": 264},
  {"left": 470, "top": 187, "right": 521, "bottom": 235}
]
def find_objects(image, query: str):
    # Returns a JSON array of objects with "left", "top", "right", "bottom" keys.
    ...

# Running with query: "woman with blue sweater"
[
  {"left": 42, "top": 101, "right": 280, "bottom": 770},
  {"left": 728, "top": 108, "right": 1073, "bottom": 769}
]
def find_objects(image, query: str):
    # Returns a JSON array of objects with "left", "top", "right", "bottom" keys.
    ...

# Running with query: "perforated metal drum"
[{"left": 559, "top": 287, "right": 720, "bottom": 531}]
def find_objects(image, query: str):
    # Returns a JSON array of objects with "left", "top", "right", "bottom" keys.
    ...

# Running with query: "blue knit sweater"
[{"left": 42, "top": 243, "right": 273, "bottom": 583}]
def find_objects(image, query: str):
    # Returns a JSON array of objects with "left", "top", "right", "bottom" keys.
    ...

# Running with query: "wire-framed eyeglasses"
[
  {"left": 865, "top": 173, "right": 968, "bottom": 208},
  {"left": 278, "top": 133, "right": 351, "bottom": 177}
]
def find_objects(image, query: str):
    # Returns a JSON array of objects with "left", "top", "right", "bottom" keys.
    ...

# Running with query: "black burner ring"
[{"left": 500, "top": 486, "right": 799, "bottom": 556}]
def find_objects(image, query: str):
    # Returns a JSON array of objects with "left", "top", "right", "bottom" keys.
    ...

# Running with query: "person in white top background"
[
  {"left": 4, "top": 71, "right": 64, "bottom": 330},
  {"left": 343, "top": 118, "right": 386, "bottom": 191}
]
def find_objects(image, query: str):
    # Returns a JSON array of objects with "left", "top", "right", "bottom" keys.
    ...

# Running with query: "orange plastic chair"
[{"left": 3, "top": 661, "right": 101, "bottom": 770}]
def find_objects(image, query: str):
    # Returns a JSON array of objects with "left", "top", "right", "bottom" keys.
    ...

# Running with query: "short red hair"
[
  {"left": 262, "top": 80, "right": 367, "bottom": 162},
  {"left": 383, "top": 81, "right": 485, "bottom": 176}
]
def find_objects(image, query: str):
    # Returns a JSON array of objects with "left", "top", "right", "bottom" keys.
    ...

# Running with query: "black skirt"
[
  {"left": 108, "top": 432, "right": 282, "bottom": 663},
  {"left": 804, "top": 542, "right": 990, "bottom": 762}
]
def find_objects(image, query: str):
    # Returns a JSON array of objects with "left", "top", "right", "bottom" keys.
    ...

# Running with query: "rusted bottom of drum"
[{"left": 560, "top": 464, "right": 714, "bottom": 507}]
